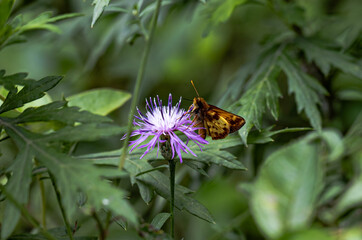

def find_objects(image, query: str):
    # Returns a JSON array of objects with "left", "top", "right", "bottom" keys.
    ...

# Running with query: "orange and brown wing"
[
  {"left": 208, "top": 105, "right": 245, "bottom": 133},
  {"left": 204, "top": 110, "right": 230, "bottom": 140}
]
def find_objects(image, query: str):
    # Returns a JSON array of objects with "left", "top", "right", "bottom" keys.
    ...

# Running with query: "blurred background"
[{"left": 0, "top": 0, "right": 361, "bottom": 239}]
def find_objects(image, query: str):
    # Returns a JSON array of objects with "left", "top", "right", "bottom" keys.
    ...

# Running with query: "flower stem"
[
  {"left": 49, "top": 172, "right": 74, "bottom": 240},
  {"left": 168, "top": 159, "right": 176, "bottom": 238},
  {"left": 0, "top": 184, "right": 57, "bottom": 240},
  {"left": 119, "top": 0, "right": 163, "bottom": 169}
]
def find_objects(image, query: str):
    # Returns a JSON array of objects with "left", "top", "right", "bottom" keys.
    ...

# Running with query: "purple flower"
[{"left": 123, "top": 94, "right": 208, "bottom": 163}]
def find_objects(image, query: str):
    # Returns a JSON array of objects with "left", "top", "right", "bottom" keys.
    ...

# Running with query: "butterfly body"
[{"left": 190, "top": 97, "right": 245, "bottom": 140}]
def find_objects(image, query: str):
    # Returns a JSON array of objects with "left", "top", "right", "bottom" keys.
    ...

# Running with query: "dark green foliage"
[
  {"left": 0, "top": 71, "right": 136, "bottom": 239},
  {"left": 0, "top": 0, "right": 361, "bottom": 239}
]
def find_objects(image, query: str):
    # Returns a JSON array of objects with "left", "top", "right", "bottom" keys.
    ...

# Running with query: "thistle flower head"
[{"left": 123, "top": 94, "right": 208, "bottom": 162}]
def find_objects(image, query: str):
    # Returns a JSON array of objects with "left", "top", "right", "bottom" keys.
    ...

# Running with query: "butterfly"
[{"left": 188, "top": 80, "right": 245, "bottom": 140}]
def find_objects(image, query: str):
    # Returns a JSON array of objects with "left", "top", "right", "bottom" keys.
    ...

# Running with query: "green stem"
[
  {"left": 0, "top": 184, "right": 57, "bottom": 240},
  {"left": 35, "top": 161, "right": 47, "bottom": 228},
  {"left": 49, "top": 172, "right": 74, "bottom": 240},
  {"left": 93, "top": 211, "right": 106, "bottom": 240},
  {"left": 168, "top": 159, "right": 176, "bottom": 239},
  {"left": 119, "top": 0, "right": 163, "bottom": 169},
  {"left": 104, "top": 210, "right": 113, "bottom": 234},
  {"left": 38, "top": 172, "right": 47, "bottom": 228}
]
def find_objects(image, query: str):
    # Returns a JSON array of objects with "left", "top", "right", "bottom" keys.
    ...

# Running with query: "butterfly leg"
[
  {"left": 198, "top": 128, "right": 206, "bottom": 139},
  {"left": 195, "top": 121, "right": 206, "bottom": 139}
]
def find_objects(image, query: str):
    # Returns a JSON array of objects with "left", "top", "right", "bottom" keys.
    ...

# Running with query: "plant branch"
[
  {"left": 92, "top": 211, "right": 106, "bottom": 240},
  {"left": 49, "top": 172, "right": 74, "bottom": 240},
  {"left": 119, "top": 0, "right": 163, "bottom": 169}
]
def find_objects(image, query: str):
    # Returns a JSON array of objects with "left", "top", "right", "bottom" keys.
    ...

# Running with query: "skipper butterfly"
[{"left": 188, "top": 80, "right": 245, "bottom": 140}]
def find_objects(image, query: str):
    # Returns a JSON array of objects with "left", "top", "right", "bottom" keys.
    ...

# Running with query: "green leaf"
[
  {"left": 0, "top": 0, "right": 14, "bottom": 30},
  {"left": 187, "top": 135, "right": 246, "bottom": 170},
  {"left": 126, "top": 159, "right": 215, "bottom": 223},
  {"left": 1, "top": 121, "right": 137, "bottom": 225},
  {"left": 1, "top": 148, "right": 32, "bottom": 239},
  {"left": 81, "top": 151, "right": 215, "bottom": 223},
  {"left": 296, "top": 38, "right": 362, "bottom": 78},
  {"left": 277, "top": 1, "right": 305, "bottom": 26},
  {"left": 91, "top": 0, "right": 110, "bottom": 28},
  {"left": 139, "top": 0, "right": 174, "bottom": 17},
  {"left": 0, "top": 76, "right": 62, "bottom": 114},
  {"left": 184, "top": 161, "right": 209, "bottom": 177},
  {"left": 67, "top": 88, "right": 131, "bottom": 116},
  {"left": 250, "top": 136, "right": 323, "bottom": 239},
  {"left": 279, "top": 229, "right": 333, "bottom": 240},
  {"left": 344, "top": 111, "right": 362, "bottom": 155},
  {"left": 217, "top": 60, "right": 256, "bottom": 107},
  {"left": 13, "top": 101, "right": 112, "bottom": 125},
  {"left": 0, "top": 12, "right": 81, "bottom": 50},
  {"left": 86, "top": 134, "right": 246, "bottom": 170},
  {"left": 279, "top": 52, "right": 327, "bottom": 132},
  {"left": 137, "top": 181, "right": 154, "bottom": 204},
  {"left": 9, "top": 232, "right": 97, "bottom": 240},
  {"left": 202, "top": 0, "right": 248, "bottom": 35},
  {"left": 151, "top": 213, "right": 171, "bottom": 230},
  {"left": 0, "top": 69, "right": 37, "bottom": 91},
  {"left": 247, "top": 126, "right": 312, "bottom": 144},
  {"left": 332, "top": 175, "right": 362, "bottom": 219},
  {"left": 236, "top": 51, "right": 282, "bottom": 145},
  {"left": 36, "top": 123, "right": 122, "bottom": 142},
  {"left": 18, "top": 12, "right": 82, "bottom": 34}
]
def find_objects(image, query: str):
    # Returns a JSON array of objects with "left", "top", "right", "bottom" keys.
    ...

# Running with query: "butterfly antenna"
[
  {"left": 183, "top": 97, "right": 193, "bottom": 102},
  {"left": 190, "top": 80, "right": 200, "bottom": 97}
]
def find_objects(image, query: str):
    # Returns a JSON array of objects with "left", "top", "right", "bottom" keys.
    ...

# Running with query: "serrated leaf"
[
  {"left": 251, "top": 137, "right": 323, "bottom": 239},
  {"left": 184, "top": 161, "right": 209, "bottom": 177},
  {"left": 218, "top": 60, "right": 256, "bottom": 107},
  {"left": 91, "top": 0, "right": 110, "bottom": 28},
  {"left": 81, "top": 152, "right": 215, "bottom": 223},
  {"left": 236, "top": 51, "right": 282, "bottom": 145},
  {"left": 202, "top": 0, "right": 247, "bottom": 36},
  {"left": 126, "top": 159, "right": 215, "bottom": 223},
  {"left": 151, "top": 213, "right": 171, "bottom": 230},
  {"left": 1, "top": 148, "right": 32, "bottom": 239},
  {"left": 1, "top": 121, "right": 137, "bottom": 225},
  {"left": 187, "top": 135, "right": 246, "bottom": 170},
  {"left": 86, "top": 134, "right": 246, "bottom": 170},
  {"left": 296, "top": 38, "right": 362, "bottom": 78},
  {"left": 13, "top": 101, "right": 112, "bottom": 125},
  {"left": 278, "top": 1, "right": 305, "bottom": 26},
  {"left": 0, "top": 69, "right": 37, "bottom": 91},
  {"left": 0, "top": 75, "right": 62, "bottom": 114},
  {"left": 67, "top": 88, "right": 131, "bottom": 116},
  {"left": 247, "top": 126, "right": 312, "bottom": 144},
  {"left": 279, "top": 52, "right": 327, "bottom": 132},
  {"left": 0, "top": 12, "right": 80, "bottom": 50},
  {"left": 36, "top": 123, "right": 122, "bottom": 142}
]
